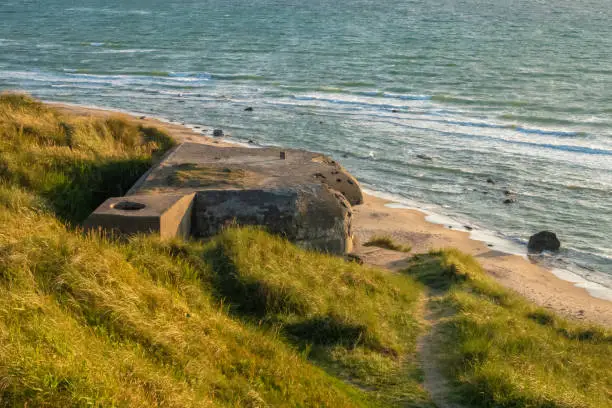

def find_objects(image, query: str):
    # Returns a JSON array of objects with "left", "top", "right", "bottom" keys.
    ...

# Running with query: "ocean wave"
[
  {"left": 286, "top": 93, "right": 585, "bottom": 138},
  {"left": 0, "top": 38, "right": 19, "bottom": 46},
  {"left": 372, "top": 92, "right": 431, "bottom": 101},
  {"left": 342, "top": 113, "right": 611, "bottom": 156},
  {"left": 66, "top": 7, "right": 152, "bottom": 15},
  {"left": 336, "top": 81, "right": 376, "bottom": 88},
  {"left": 499, "top": 113, "right": 578, "bottom": 126},
  {"left": 432, "top": 94, "right": 529, "bottom": 107},
  {"left": 167, "top": 72, "right": 212, "bottom": 81},
  {"left": 210, "top": 73, "right": 266, "bottom": 81},
  {"left": 88, "top": 49, "right": 158, "bottom": 54}
]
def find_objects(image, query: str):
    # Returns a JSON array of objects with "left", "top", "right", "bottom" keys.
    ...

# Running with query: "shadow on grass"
[
  {"left": 284, "top": 316, "right": 368, "bottom": 348},
  {"left": 402, "top": 252, "right": 467, "bottom": 292},
  {"left": 46, "top": 158, "right": 153, "bottom": 224},
  {"left": 202, "top": 244, "right": 311, "bottom": 317},
  {"left": 201, "top": 241, "right": 389, "bottom": 353},
  {"left": 0, "top": 156, "right": 152, "bottom": 224}
]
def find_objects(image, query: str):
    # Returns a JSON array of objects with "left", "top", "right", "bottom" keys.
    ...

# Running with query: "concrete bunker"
[{"left": 84, "top": 143, "right": 362, "bottom": 254}]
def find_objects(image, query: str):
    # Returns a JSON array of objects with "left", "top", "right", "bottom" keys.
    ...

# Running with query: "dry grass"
[
  {"left": 3, "top": 93, "right": 609, "bottom": 407},
  {"left": 166, "top": 164, "right": 245, "bottom": 188}
]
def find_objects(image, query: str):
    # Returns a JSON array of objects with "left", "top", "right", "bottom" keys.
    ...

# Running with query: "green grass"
[
  {"left": 0, "top": 93, "right": 175, "bottom": 223},
  {"left": 2, "top": 93, "right": 610, "bottom": 408},
  {"left": 0, "top": 94, "right": 431, "bottom": 407},
  {"left": 364, "top": 235, "right": 412, "bottom": 253},
  {"left": 405, "top": 249, "right": 612, "bottom": 408}
]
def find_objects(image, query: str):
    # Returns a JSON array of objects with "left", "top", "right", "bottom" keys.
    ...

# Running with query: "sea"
[{"left": 1, "top": 0, "right": 611, "bottom": 296}]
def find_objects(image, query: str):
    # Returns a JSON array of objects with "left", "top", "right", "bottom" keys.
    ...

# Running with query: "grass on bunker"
[
  {"left": 404, "top": 249, "right": 612, "bottom": 408},
  {"left": 0, "top": 94, "right": 432, "bottom": 407}
]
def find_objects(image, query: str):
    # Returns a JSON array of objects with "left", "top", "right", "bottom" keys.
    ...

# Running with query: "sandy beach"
[
  {"left": 352, "top": 194, "right": 612, "bottom": 327},
  {"left": 53, "top": 102, "right": 612, "bottom": 327}
]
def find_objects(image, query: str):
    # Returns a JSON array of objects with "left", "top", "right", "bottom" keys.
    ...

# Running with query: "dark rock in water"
[
  {"left": 244, "top": 107, "right": 254, "bottom": 112},
  {"left": 391, "top": 109, "right": 399, "bottom": 113},
  {"left": 487, "top": 244, "right": 494, "bottom": 247},
  {"left": 504, "top": 190, "right": 515, "bottom": 196},
  {"left": 213, "top": 129, "right": 224, "bottom": 137},
  {"left": 503, "top": 198, "right": 516, "bottom": 204},
  {"left": 528, "top": 231, "right": 561, "bottom": 253},
  {"left": 416, "top": 154, "right": 433, "bottom": 161},
  {"left": 464, "top": 225, "right": 473, "bottom": 231},
  {"left": 487, "top": 178, "right": 495, "bottom": 184},
  {"left": 248, "top": 139, "right": 255, "bottom": 144}
]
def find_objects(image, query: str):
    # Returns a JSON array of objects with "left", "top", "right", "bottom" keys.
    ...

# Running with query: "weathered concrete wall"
[{"left": 192, "top": 184, "right": 353, "bottom": 254}]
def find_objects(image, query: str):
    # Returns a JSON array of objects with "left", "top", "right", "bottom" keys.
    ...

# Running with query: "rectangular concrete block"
[{"left": 83, "top": 193, "right": 195, "bottom": 239}]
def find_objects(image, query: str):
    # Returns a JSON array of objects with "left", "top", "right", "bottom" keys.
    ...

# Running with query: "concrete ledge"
[{"left": 84, "top": 193, "right": 195, "bottom": 239}]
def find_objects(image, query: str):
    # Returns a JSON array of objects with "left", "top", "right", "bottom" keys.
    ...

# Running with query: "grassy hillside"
[
  {"left": 0, "top": 94, "right": 610, "bottom": 407},
  {"left": 0, "top": 94, "right": 431, "bottom": 407},
  {"left": 405, "top": 250, "right": 612, "bottom": 408}
]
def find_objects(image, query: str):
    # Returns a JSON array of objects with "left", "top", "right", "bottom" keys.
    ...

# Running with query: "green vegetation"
[
  {"left": 0, "top": 94, "right": 431, "bottom": 407},
  {"left": 405, "top": 249, "right": 612, "bottom": 408},
  {"left": 166, "top": 164, "right": 245, "bottom": 188},
  {"left": 364, "top": 235, "right": 412, "bottom": 253},
  {"left": 0, "top": 93, "right": 174, "bottom": 223},
  {"left": 1, "top": 94, "right": 610, "bottom": 407}
]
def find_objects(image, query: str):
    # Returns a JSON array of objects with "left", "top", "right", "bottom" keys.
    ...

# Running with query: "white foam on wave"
[
  {"left": 288, "top": 92, "right": 612, "bottom": 157},
  {"left": 88, "top": 49, "right": 158, "bottom": 54},
  {"left": 551, "top": 268, "right": 612, "bottom": 301},
  {"left": 67, "top": 7, "right": 152, "bottom": 15}
]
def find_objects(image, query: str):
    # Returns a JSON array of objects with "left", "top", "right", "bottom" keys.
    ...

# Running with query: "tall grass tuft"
[{"left": 364, "top": 235, "right": 412, "bottom": 252}]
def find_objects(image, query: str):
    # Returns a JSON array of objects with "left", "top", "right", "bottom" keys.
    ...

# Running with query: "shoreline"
[
  {"left": 50, "top": 101, "right": 612, "bottom": 327},
  {"left": 362, "top": 188, "right": 612, "bottom": 302}
]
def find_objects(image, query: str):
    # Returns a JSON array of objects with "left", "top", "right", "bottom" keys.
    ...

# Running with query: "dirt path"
[{"left": 416, "top": 294, "right": 468, "bottom": 408}]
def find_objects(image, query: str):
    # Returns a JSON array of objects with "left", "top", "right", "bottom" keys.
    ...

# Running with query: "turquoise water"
[{"left": 1, "top": 0, "right": 611, "bottom": 287}]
